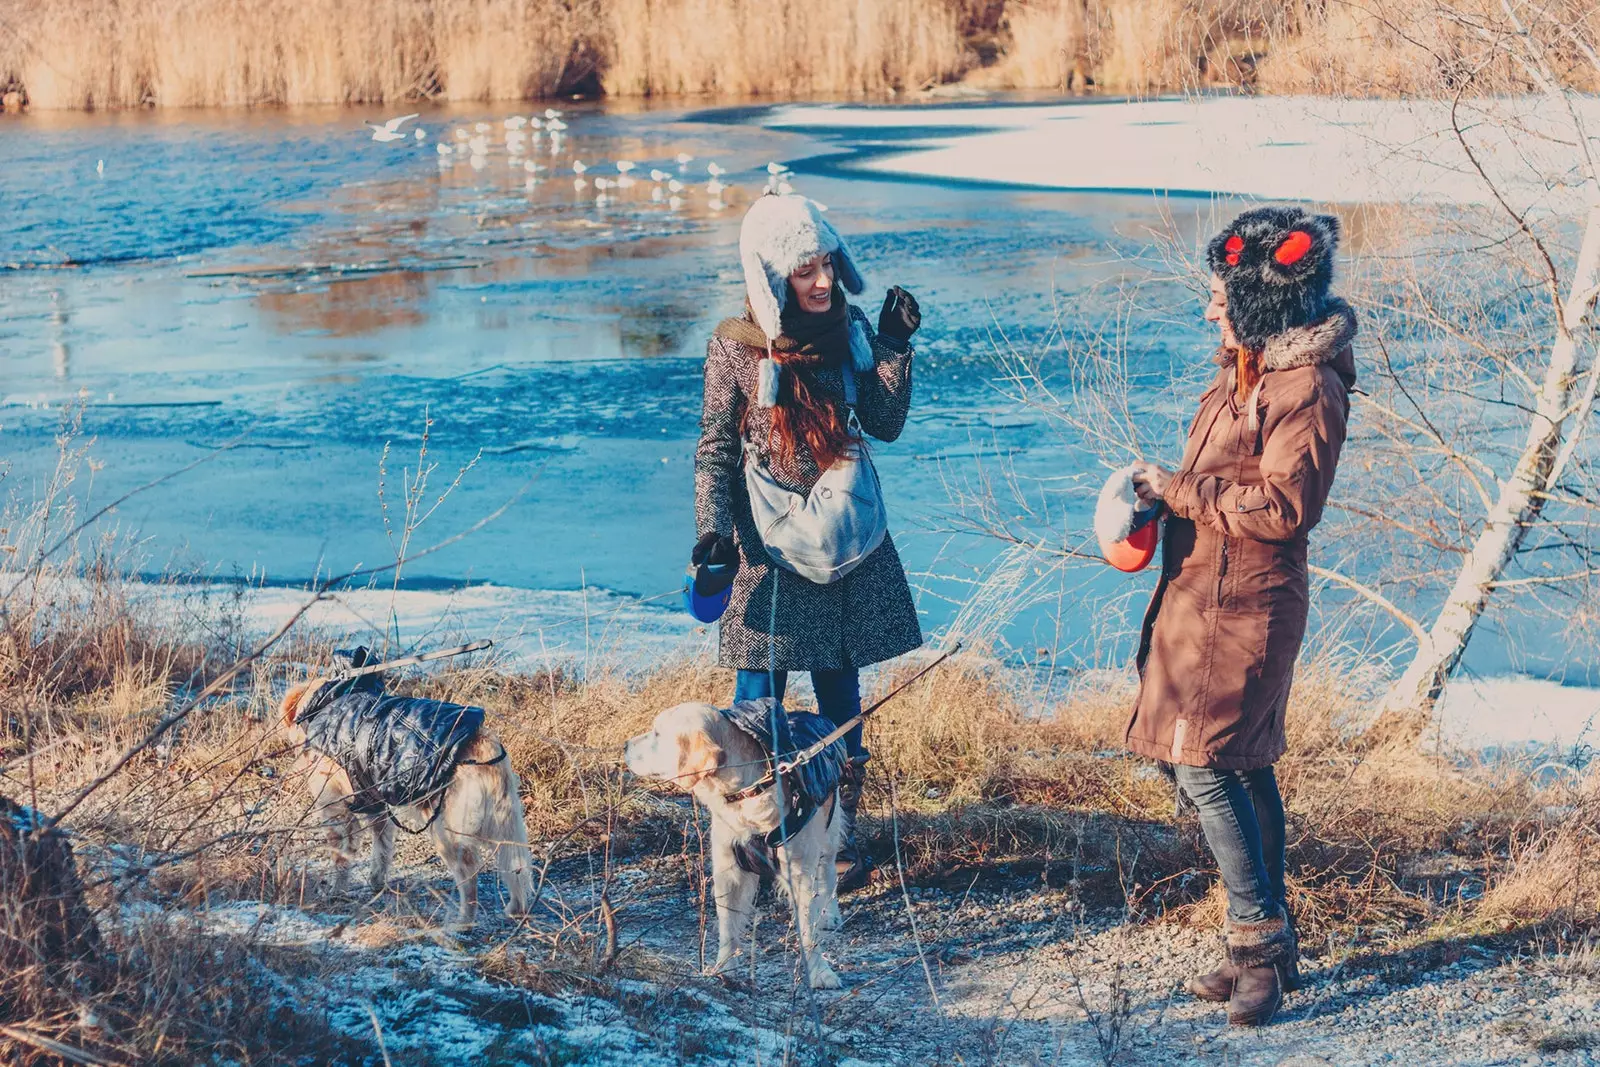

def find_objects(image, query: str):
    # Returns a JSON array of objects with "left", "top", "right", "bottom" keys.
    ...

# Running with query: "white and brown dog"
[
  {"left": 625, "top": 700, "right": 846, "bottom": 989},
  {"left": 279, "top": 678, "right": 533, "bottom": 928}
]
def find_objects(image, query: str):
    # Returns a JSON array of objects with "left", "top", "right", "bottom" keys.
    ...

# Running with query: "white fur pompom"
[
  {"left": 756, "top": 358, "right": 781, "bottom": 408},
  {"left": 1094, "top": 466, "right": 1142, "bottom": 546}
]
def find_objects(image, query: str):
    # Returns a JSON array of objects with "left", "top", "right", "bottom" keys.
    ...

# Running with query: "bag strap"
[{"left": 842, "top": 367, "right": 862, "bottom": 435}]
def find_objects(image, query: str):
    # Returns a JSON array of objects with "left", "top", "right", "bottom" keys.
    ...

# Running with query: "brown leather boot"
[
  {"left": 1184, "top": 957, "right": 1237, "bottom": 1003},
  {"left": 1224, "top": 914, "right": 1295, "bottom": 1027},
  {"left": 835, "top": 757, "right": 874, "bottom": 893}
]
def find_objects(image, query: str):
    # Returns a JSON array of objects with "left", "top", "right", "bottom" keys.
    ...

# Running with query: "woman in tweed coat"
[{"left": 693, "top": 194, "right": 924, "bottom": 890}]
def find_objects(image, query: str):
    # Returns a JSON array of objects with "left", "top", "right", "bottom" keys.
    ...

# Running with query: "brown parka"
[{"left": 1125, "top": 299, "right": 1358, "bottom": 771}]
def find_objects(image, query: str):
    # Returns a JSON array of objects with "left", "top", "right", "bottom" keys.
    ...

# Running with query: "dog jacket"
[
  {"left": 720, "top": 698, "right": 846, "bottom": 847},
  {"left": 297, "top": 682, "right": 486, "bottom": 815}
]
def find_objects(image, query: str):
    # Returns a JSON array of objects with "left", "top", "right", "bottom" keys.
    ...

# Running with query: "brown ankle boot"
[
  {"left": 835, "top": 758, "right": 874, "bottom": 893},
  {"left": 1224, "top": 914, "right": 1295, "bottom": 1027},
  {"left": 1184, "top": 957, "right": 1237, "bottom": 1002}
]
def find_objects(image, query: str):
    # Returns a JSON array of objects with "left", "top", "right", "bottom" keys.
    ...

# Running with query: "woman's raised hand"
[
  {"left": 1130, "top": 461, "right": 1172, "bottom": 506},
  {"left": 878, "top": 287, "right": 920, "bottom": 345}
]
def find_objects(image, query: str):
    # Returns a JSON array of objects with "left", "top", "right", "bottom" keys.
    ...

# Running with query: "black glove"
[
  {"left": 877, "top": 286, "right": 921, "bottom": 346},
  {"left": 692, "top": 531, "right": 738, "bottom": 568}
]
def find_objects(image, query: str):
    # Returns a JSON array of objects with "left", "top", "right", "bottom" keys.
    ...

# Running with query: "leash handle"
[
  {"left": 774, "top": 643, "right": 963, "bottom": 775},
  {"left": 336, "top": 638, "right": 493, "bottom": 680}
]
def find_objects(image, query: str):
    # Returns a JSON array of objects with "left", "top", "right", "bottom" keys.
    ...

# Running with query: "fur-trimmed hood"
[
  {"left": 1214, "top": 297, "right": 1358, "bottom": 391},
  {"left": 739, "top": 194, "right": 866, "bottom": 342}
]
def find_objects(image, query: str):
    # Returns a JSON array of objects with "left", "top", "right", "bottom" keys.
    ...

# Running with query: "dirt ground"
[{"left": 155, "top": 803, "right": 1600, "bottom": 1067}]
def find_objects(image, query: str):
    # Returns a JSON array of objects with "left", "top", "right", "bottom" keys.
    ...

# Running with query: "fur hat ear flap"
[
  {"left": 823, "top": 221, "right": 866, "bottom": 296},
  {"left": 742, "top": 243, "right": 785, "bottom": 341}
]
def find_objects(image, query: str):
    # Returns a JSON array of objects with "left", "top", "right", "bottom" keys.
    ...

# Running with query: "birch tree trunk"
[{"left": 1379, "top": 205, "right": 1600, "bottom": 719}]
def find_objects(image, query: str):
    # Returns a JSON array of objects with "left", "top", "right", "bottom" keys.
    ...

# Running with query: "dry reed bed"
[{"left": 7, "top": 0, "right": 1598, "bottom": 110}]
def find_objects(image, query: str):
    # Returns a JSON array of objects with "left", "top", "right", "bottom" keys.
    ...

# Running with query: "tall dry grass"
[{"left": 8, "top": 0, "right": 1599, "bottom": 109}]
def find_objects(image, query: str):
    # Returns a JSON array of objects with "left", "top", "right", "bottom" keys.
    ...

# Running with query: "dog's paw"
[{"left": 806, "top": 960, "right": 842, "bottom": 990}]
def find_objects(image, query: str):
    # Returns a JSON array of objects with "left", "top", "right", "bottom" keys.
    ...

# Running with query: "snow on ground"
[
  {"left": 768, "top": 96, "right": 1600, "bottom": 209},
  {"left": 235, "top": 581, "right": 705, "bottom": 671}
]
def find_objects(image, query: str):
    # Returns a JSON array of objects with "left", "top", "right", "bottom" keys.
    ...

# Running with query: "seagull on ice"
[
  {"left": 454, "top": 127, "right": 470, "bottom": 141},
  {"left": 413, "top": 127, "right": 427, "bottom": 141},
  {"left": 504, "top": 115, "right": 527, "bottom": 130},
  {"left": 676, "top": 152, "right": 694, "bottom": 168},
  {"left": 546, "top": 118, "right": 567, "bottom": 133},
  {"left": 668, "top": 179, "right": 685, "bottom": 193},
  {"left": 649, "top": 168, "right": 668, "bottom": 183},
  {"left": 435, "top": 143, "right": 453, "bottom": 157},
  {"left": 523, "top": 160, "right": 546, "bottom": 174},
  {"left": 766, "top": 161, "right": 789, "bottom": 175},
  {"left": 366, "top": 113, "right": 419, "bottom": 142},
  {"left": 529, "top": 116, "right": 543, "bottom": 129},
  {"left": 469, "top": 135, "right": 490, "bottom": 156},
  {"left": 572, "top": 160, "right": 588, "bottom": 174},
  {"left": 545, "top": 108, "right": 563, "bottom": 119},
  {"left": 96, "top": 159, "right": 104, "bottom": 175},
  {"left": 615, "top": 160, "right": 635, "bottom": 174},
  {"left": 474, "top": 121, "right": 490, "bottom": 133},
  {"left": 706, "top": 161, "right": 726, "bottom": 177}
]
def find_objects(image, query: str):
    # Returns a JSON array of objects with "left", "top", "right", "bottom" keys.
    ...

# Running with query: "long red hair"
[{"left": 745, "top": 359, "right": 860, "bottom": 470}]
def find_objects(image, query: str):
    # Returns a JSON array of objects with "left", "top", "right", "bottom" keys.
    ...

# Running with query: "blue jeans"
[
  {"left": 1173, "top": 764, "right": 1286, "bottom": 925},
  {"left": 734, "top": 669, "right": 867, "bottom": 762}
]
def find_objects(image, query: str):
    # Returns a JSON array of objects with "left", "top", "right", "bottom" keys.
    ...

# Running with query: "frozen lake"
[
  {"left": 0, "top": 101, "right": 1209, "bottom": 653},
  {"left": 2, "top": 96, "right": 1597, "bottom": 751}
]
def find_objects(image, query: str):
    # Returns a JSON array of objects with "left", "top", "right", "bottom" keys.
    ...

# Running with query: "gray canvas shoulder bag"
[{"left": 742, "top": 369, "right": 889, "bottom": 585}]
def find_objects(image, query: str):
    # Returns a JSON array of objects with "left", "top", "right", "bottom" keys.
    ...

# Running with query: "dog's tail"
[
  {"left": 280, "top": 680, "right": 324, "bottom": 729},
  {"left": 493, "top": 763, "right": 535, "bottom": 915}
]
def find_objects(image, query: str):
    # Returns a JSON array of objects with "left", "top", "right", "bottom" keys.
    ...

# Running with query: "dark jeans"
[
  {"left": 734, "top": 668, "right": 867, "bottom": 762},
  {"left": 1173, "top": 764, "right": 1286, "bottom": 925}
]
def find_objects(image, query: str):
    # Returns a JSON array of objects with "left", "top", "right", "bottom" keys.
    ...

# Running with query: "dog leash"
[{"left": 725, "top": 643, "right": 963, "bottom": 804}]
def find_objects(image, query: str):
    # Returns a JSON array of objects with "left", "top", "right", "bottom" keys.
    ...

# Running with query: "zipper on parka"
[{"left": 1217, "top": 538, "right": 1230, "bottom": 607}]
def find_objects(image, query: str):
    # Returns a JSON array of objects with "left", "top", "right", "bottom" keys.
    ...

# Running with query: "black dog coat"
[
  {"left": 297, "top": 681, "right": 487, "bottom": 815},
  {"left": 719, "top": 699, "right": 846, "bottom": 861}
]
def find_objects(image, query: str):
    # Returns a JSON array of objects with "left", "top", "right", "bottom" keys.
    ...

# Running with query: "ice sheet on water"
[{"left": 768, "top": 97, "right": 1600, "bottom": 209}]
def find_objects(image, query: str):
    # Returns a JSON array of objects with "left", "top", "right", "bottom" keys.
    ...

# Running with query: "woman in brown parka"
[{"left": 1127, "top": 206, "right": 1357, "bottom": 1028}]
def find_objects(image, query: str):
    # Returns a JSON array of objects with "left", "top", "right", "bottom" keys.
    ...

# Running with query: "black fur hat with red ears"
[{"left": 1206, "top": 206, "right": 1341, "bottom": 352}]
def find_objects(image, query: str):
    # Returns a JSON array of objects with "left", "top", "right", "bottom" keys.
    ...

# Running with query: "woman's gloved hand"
[
  {"left": 692, "top": 531, "right": 738, "bottom": 568},
  {"left": 877, "top": 286, "right": 921, "bottom": 347}
]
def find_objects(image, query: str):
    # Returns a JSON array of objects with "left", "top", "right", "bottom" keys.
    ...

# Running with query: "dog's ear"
[{"left": 676, "top": 730, "right": 725, "bottom": 788}]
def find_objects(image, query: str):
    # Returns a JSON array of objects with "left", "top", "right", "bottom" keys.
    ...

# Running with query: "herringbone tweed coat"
[{"left": 694, "top": 304, "right": 923, "bottom": 671}]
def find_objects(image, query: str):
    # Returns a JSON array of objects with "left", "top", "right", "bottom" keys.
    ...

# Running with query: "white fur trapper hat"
[{"left": 739, "top": 195, "right": 873, "bottom": 386}]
